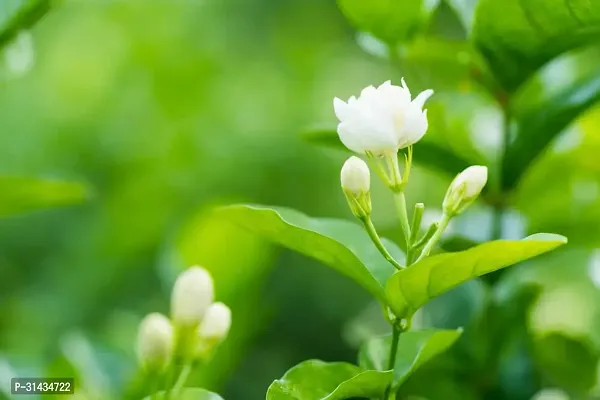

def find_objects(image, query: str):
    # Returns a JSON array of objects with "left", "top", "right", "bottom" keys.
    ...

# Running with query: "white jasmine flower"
[
  {"left": 198, "top": 302, "right": 232, "bottom": 341},
  {"left": 334, "top": 79, "right": 433, "bottom": 155},
  {"left": 443, "top": 165, "right": 488, "bottom": 216},
  {"left": 136, "top": 313, "right": 173, "bottom": 372},
  {"left": 171, "top": 266, "right": 214, "bottom": 326},
  {"left": 341, "top": 156, "right": 370, "bottom": 194}
]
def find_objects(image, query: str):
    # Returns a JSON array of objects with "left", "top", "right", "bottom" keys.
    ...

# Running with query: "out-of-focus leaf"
[
  {"left": 385, "top": 234, "right": 567, "bottom": 317},
  {"left": 337, "top": 0, "right": 439, "bottom": 44},
  {"left": 301, "top": 128, "right": 471, "bottom": 178},
  {"left": 502, "top": 73, "right": 600, "bottom": 190},
  {"left": 143, "top": 388, "right": 224, "bottom": 400},
  {"left": 266, "top": 360, "right": 390, "bottom": 400},
  {"left": 0, "top": 0, "right": 50, "bottom": 48},
  {"left": 216, "top": 205, "right": 402, "bottom": 303},
  {"left": 473, "top": 0, "right": 600, "bottom": 91},
  {"left": 445, "top": 0, "right": 479, "bottom": 31},
  {"left": 359, "top": 329, "right": 462, "bottom": 387},
  {"left": 0, "top": 176, "right": 89, "bottom": 217},
  {"left": 533, "top": 333, "right": 598, "bottom": 394}
]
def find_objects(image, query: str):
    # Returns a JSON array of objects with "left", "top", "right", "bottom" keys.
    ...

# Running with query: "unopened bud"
[
  {"left": 196, "top": 302, "right": 231, "bottom": 358},
  {"left": 136, "top": 313, "right": 173, "bottom": 372},
  {"left": 199, "top": 302, "right": 231, "bottom": 341},
  {"left": 341, "top": 156, "right": 372, "bottom": 218},
  {"left": 442, "top": 166, "right": 487, "bottom": 216},
  {"left": 171, "top": 266, "right": 214, "bottom": 327}
]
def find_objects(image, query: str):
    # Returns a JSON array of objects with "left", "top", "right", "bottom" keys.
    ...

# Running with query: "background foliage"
[{"left": 1, "top": 0, "right": 600, "bottom": 399}]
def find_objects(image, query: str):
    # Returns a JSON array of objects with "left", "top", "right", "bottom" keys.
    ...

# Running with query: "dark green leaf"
[
  {"left": 534, "top": 333, "right": 598, "bottom": 393},
  {"left": 301, "top": 128, "right": 471, "bottom": 178},
  {"left": 0, "top": 0, "right": 50, "bottom": 48},
  {"left": 502, "top": 73, "right": 600, "bottom": 189},
  {"left": 0, "top": 176, "right": 89, "bottom": 217},
  {"left": 143, "top": 388, "right": 224, "bottom": 400},
  {"left": 473, "top": 0, "right": 600, "bottom": 91},
  {"left": 385, "top": 234, "right": 567, "bottom": 317},
  {"left": 266, "top": 360, "right": 390, "bottom": 400},
  {"left": 215, "top": 205, "right": 403, "bottom": 303},
  {"left": 359, "top": 329, "right": 462, "bottom": 387},
  {"left": 337, "top": 0, "right": 439, "bottom": 44}
]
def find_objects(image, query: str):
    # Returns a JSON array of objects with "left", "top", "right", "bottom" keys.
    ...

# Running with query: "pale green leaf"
[
  {"left": 215, "top": 205, "right": 402, "bottom": 302},
  {"left": 360, "top": 329, "right": 463, "bottom": 387},
  {"left": 266, "top": 360, "right": 390, "bottom": 400},
  {"left": 143, "top": 388, "right": 224, "bottom": 400},
  {"left": 385, "top": 234, "right": 567, "bottom": 317},
  {"left": 337, "top": 0, "right": 439, "bottom": 44},
  {"left": 0, "top": 176, "right": 89, "bottom": 217},
  {"left": 473, "top": 0, "right": 600, "bottom": 91}
]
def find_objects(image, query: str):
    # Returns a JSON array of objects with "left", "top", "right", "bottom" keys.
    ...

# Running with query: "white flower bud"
[
  {"left": 442, "top": 166, "right": 488, "bottom": 216},
  {"left": 171, "top": 266, "right": 214, "bottom": 326},
  {"left": 341, "top": 156, "right": 370, "bottom": 194},
  {"left": 334, "top": 79, "right": 433, "bottom": 155},
  {"left": 198, "top": 302, "right": 231, "bottom": 341},
  {"left": 136, "top": 313, "right": 173, "bottom": 372},
  {"left": 341, "top": 156, "right": 372, "bottom": 219},
  {"left": 195, "top": 302, "right": 231, "bottom": 359}
]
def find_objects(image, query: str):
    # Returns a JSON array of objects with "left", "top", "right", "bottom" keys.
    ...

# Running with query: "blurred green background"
[{"left": 1, "top": 0, "right": 600, "bottom": 399}]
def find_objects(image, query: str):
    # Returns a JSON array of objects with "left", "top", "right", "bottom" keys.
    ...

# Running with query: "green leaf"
[
  {"left": 215, "top": 205, "right": 402, "bottom": 303},
  {"left": 473, "top": 0, "right": 600, "bottom": 91},
  {"left": 0, "top": 176, "right": 89, "bottom": 217},
  {"left": 385, "top": 233, "right": 567, "bottom": 317},
  {"left": 266, "top": 360, "right": 391, "bottom": 400},
  {"left": 301, "top": 128, "right": 471, "bottom": 178},
  {"left": 359, "top": 329, "right": 462, "bottom": 387},
  {"left": 502, "top": 73, "right": 600, "bottom": 189},
  {"left": 0, "top": 0, "right": 50, "bottom": 48},
  {"left": 143, "top": 388, "right": 224, "bottom": 400},
  {"left": 337, "top": 0, "right": 439, "bottom": 44}
]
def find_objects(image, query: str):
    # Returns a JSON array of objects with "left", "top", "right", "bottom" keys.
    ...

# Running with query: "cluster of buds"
[{"left": 136, "top": 266, "right": 231, "bottom": 373}]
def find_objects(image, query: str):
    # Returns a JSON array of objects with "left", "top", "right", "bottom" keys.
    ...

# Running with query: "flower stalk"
[{"left": 361, "top": 216, "right": 404, "bottom": 270}]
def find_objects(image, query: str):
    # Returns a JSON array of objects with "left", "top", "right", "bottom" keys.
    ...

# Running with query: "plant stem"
[
  {"left": 383, "top": 325, "right": 402, "bottom": 400},
  {"left": 362, "top": 217, "right": 403, "bottom": 270},
  {"left": 387, "top": 325, "right": 401, "bottom": 370},
  {"left": 417, "top": 213, "right": 451, "bottom": 262},
  {"left": 493, "top": 105, "right": 511, "bottom": 241},
  {"left": 393, "top": 192, "right": 411, "bottom": 246},
  {"left": 169, "top": 363, "right": 192, "bottom": 400}
]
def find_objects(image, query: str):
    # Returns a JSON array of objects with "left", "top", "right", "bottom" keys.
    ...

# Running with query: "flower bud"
[
  {"left": 195, "top": 302, "right": 231, "bottom": 359},
  {"left": 136, "top": 313, "right": 173, "bottom": 372},
  {"left": 171, "top": 266, "right": 214, "bottom": 327},
  {"left": 199, "top": 302, "right": 231, "bottom": 341},
  {"left": 442, "top": 166, "right": 488, "bottom": 216},
  {"left": 341, "top": 156, "right": 372, "bottom": 219}
]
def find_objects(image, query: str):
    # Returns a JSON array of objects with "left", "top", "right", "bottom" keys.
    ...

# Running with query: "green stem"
[
  {"left": 393, "top": 192, "right": 411, "bottom": 246},
  {"left": 493, "top": 105, "right": 511, "bottom": 241},
  {"left": 169, "top": 363, "right": 192, "bottom": 400},
  {"left": 383, "top": 325, "right": 402, "bottom": 400},
  {"left": 417, "top": 213, "right": 451, "bottom": 262},
  {"left": 362, "top": 217, "right": 403, "bottom": 270}
]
